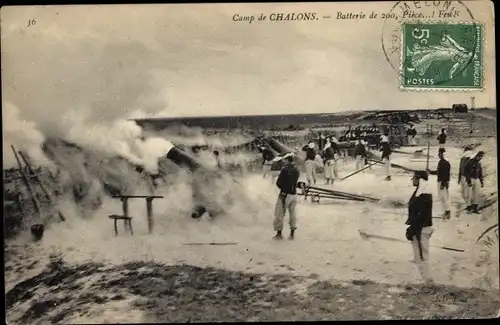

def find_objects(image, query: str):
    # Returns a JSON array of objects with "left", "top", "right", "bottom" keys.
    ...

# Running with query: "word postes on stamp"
[{"left": 401, "top": 22, "right": 484, "bottom": 90}]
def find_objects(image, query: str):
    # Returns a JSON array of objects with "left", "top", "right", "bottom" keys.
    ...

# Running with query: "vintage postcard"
[{"left": 2, "top": 1, "right": 497, "bottom": 323}]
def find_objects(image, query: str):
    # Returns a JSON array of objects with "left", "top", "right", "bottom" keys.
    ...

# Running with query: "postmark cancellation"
[{"left": 400, "top": 22, "right": 484, "bottom": 91}]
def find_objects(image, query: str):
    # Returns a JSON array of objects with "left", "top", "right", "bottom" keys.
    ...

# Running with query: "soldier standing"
[
  {"left": 323, "top": 138, "right": 335, "bottom": 185},
  {"left": 407, "top": 125, "right": 417, "bottom": 146},
  {"left": 302, "top": 141, "right": 317, "bottom": 185},
  {"left": 379, "top": 133, "right": 392, "bottom": 181},
  {"left": 354, "top": 138, "right": 367, "bottom": 172},
  {"left": 437, "top": 129, "right": 447, "bottom": 149},
  {"left": 464, "top": 151, "right": 485, "bottom": 214},
  {"left": 427, "top": 148, "right": 451, "bottom": 219},
  {"left": 273, "top": 153, "right": 300, "bottom": 240},
  {"left": 405, "top": 170, "right": 434, "bottom": 285},
  {"left": 457, "top": 146, "right": 473, "bottom": 211},
  {"left": 330, "top": 136, "right": 341, "bottom": 179}
]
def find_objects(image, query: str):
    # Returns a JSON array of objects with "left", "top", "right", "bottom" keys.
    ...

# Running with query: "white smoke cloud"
[
  {"left": 2, "top": 102, "right": 52, "bottom": 169},
  {"left": 145, "top": 126, "right": 254, "bottom": 150},
  {"left": 64, "top": 114, "right": 142, "bottom": 164},
  {"left": 138, "top": 137, "right": 175, "bottom": 173}
]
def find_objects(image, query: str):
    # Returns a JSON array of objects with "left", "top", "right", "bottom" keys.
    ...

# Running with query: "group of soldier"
[
  {"left": 407, "top": 141, "right": 486, "bottom": 285},
  {"left": 260, "top": 127, "right": 487, "bottom": 287},
  {"left": 259, "top": 131, "right": 384, "bottom": 187},
  {"left": 259, "top": 130, "right": 394, "bottom": 240}
]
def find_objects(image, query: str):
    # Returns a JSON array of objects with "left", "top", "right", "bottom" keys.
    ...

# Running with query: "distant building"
[{"left": 452, "top": 104, "right": 468, "bottom": 113}]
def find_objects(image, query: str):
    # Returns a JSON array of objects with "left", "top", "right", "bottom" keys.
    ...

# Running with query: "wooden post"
[
  {"left": 143, "top": 171, "right": 155, "bottom": 194},
  {"left": 11, "top": 145, "right": 41, "bottom": 218},
  {"left": 121, "top": 197, "right": 129, "bottom": 219},
  {"left": 146, "top": 197, "right": 154, "bottom": 234},
  {"left": 426, "top": 142, "right": 431, "bottom": 170}
]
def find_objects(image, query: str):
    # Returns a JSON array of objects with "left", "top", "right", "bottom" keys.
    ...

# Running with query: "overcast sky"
[{"left": 1, "top": 2, "right": 496, "bottom": 126}]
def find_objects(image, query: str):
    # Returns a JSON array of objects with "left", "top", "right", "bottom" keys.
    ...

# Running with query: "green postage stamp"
[{"left": 401, "top": 22, "right": 484, "bottom": 90}]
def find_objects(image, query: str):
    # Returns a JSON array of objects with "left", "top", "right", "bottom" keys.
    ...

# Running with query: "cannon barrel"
[
  {"left": 335, "top": 141, "right": 356, "bottom": 149},
  {"left": 165, "top": 145, "right": 203, "bottom": 172},
  {"left": 265, "top": 137, "right": 360, "bottom": 162},
  {"left": 265, "top": 137, "right": 293, "bottom": 154},
  {"left": 160, "top": 142, "right": 222, "bottom": 218}
]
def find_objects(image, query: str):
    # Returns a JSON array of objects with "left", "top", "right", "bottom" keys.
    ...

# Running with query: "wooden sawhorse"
[
  {"left": 108, "top": 214, "right": 133, "bottom": 236},
  {"left": 110, "top": 195, "right": 164, "bottom": 235}
]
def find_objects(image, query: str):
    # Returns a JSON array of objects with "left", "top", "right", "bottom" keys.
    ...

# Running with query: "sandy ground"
[{"left": 5, "top": 141, "right": 499, "bottom": 323}]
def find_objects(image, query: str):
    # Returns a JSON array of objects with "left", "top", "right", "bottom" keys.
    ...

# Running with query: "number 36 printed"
[{"left": 412, "top": 28, "right": 430, "bottom": 44}]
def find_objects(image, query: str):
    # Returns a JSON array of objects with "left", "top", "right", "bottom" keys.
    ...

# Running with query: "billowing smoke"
[
  {"left": 2, "top": 34, "right": 266, "bottom": 243},
  {"left": 138, "top": 137, "right": 175, "bottom": 173},
  {"left": 63, "top": 113, "right": 175, "bottom": 174},
  {"left": 2, "top": 102, "right": 53, "bottom": 169},
  {"left": 196, "top": 151, "right": 260, "bottom": 170},
  {"left": 145, "top": 125, "right": 254, "bottom": 149}
]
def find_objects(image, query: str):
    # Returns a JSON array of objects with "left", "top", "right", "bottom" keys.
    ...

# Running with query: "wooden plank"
[
  {"left": 366, "top": 157, "right": 416, "bottom": 173},
  {"left": 358, "top": 230, "right": 465, "bottom": 252},
  {"left": 183, "top": 242, "right": 238, "bottom": 246},
  {"left": 304, "top": 185, "right": 379, "bottom": 202},
  {"left": 340, "top": 161, "right": 378, "bottom": 181}
]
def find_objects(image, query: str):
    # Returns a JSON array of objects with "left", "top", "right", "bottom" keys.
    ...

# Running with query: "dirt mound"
[{"left": 5, "top": 257, "right": 499, "bottom": 324}]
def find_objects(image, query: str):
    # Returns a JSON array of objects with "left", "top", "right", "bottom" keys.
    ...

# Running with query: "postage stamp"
[{"left": 401, "top": 22, "right": 484, "bottom": 90}]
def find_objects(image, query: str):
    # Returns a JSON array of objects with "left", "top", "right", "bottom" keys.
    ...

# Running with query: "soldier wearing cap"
[
  {"left": 302, "top": 141, "right": 317, "bottom": 185},
  {"left": 260, "top": 146, "right": 275, "bottom": 179},
  {"left": 322, "top": 137, "right": 335, "bottom": 184},
  {"left": 407, "top": 124, "right": 417, "bottom": 146},
  {"left": 458, "top": 145, "right": 473, "bottom": 211},
  {"left": 437, "top": 128, "right": 447, "bottom": 149},
  {"left": 379, "top": 132, "right": 392, "bottom": 181},
  {"left": 331, "top": 136, "right": 341, "bottom": 175},
  {"left": 273, "top": 152, "right": 300, "bottom": 239},
  {"left": 405, "top": 170, "right": 434, "bottom": 285},
  {"left": 269, "top": 153, "right": 286, "bottom": 184},
  {"left": 464, "top": 150, "right": 485, "bottom": 214},
  {"left": 354, "top": 138, "right": 368, "bottom": 172},
  {"left": 427, "top": 148, "right": 451, "bottom": 219}
]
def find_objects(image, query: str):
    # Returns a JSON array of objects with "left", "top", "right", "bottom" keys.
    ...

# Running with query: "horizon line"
[{"left": 130, "top": 106, "right": 493, "bottom": 121}]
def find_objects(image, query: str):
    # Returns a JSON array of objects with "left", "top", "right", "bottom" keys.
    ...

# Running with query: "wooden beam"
[
  {"left": 425, "top": 142, "right": 431, "bottom": 170},
  {"left": 11, "top": 145, "right": 41, "bottom": 218},
  {"left": 18, "top": 151, "right": 51, "bottom": 201},
  {"left": 183, "top": 242, "right": 238, "bottom": 246},
  {"left": 340, "top": 161, "right": 378, "bottom": 181},
  {"left": 358, "top": 230, "right": 465, "bottom": 252}
]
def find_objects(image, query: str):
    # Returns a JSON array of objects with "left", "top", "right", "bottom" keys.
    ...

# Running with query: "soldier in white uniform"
[
  {"left": 457, "top": 146, "right": 473, "bottom": 211},
  {"left": 379, "top": 134, "right": 392, "bottom": 181},
  {"left": 464, "top": 151, "right": 485, "bottom": 214},
  {"left": 301, "top": 142, "right": 317, "bottom": 185}
]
